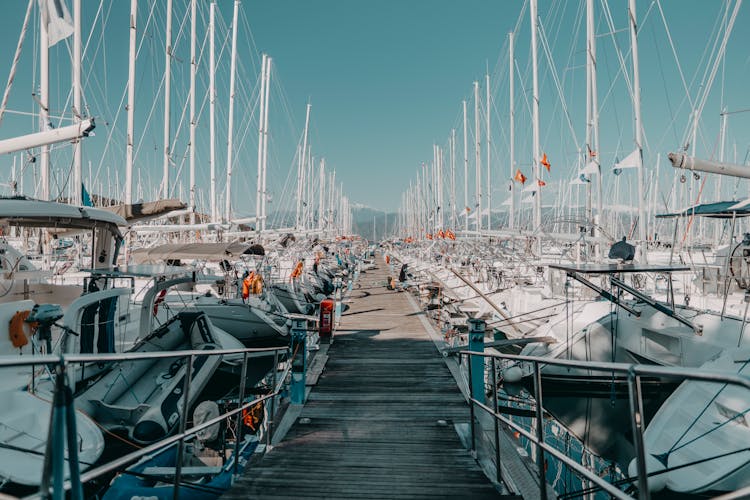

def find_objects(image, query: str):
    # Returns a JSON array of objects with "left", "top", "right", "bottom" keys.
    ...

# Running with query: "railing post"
[
  {"left": 491, "top": 356, "right": 502, "bottom": 485},
  {"left": 173, "top": 354, "right": 194, "bottom": 500},
  {"left": 290, "top": 317, "right": 308, "bottom": 405},
  {"left": 467, "top": 352, "right": 476, "bottom": 456},
  {"left": 468, "top": 318, "right": 485, "bottom": 404},
  {"left": 334, "top": 277, "right": 343, "bottom": 326},
  {"left": 266, "top": 349, "right": 279, "bottom": 448},
  {"left": 233, "top": 351, "right": 249, "bottom": 476},
  {"left": 532, "top": 361, "right": 548, "bottom": 500},
  {"left": 628, "top": 369, "right": 650, "bottom": 500}
]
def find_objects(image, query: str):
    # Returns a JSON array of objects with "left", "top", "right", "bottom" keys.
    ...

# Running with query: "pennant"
[
  {"left": 587, "top": 145, "right": 597, "bottom": 158},
  {"left": 437, "top": 229, "right": 445, "bottom": 239},
  {"left": 537, "top": 179, "right": 546, "bottom": 187},
  {"left": 514, "top": 169, "right": 527, "bottom": 184},
  {"left": 541, "top": 153, "right": 551, "bottom": 172},
  {"left": 446, "top": 229, "right": 456, "bottom": 240}
]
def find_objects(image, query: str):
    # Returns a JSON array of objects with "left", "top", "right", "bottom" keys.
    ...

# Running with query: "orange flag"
[
  {"left": 446, "top": 229, "right": 456, "bottom": 240},
  {"left": 437, "top": 229, "right": 445, "bottom": 239},
  {"left": 537, "top": 179, "right": 546, "bottom": 187},
  {"left": 541, "top": 153, "right": 551, "bottom": 171},
  {"left": 514, "top": 169, "right": 527, "bottom": 184},
  {"left": 426, "top": 233, "right": 433, "bottom": 240}
]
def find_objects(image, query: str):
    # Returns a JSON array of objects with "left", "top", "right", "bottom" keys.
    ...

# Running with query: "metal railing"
[
  {"left": 0, "top": 344, "right": 292, "bottom": 500},
  {"left": 460, "top": 350, "right": 750, "bottom": 500}
]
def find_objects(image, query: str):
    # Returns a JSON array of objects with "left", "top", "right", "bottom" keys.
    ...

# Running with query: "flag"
[
  {"left": 537, "top": 179, "right": 546, "bottom": 187},
  {"left": 587, "top": 145, "right": 597, "bottom": 158},
  {"left": 465, "top": 206, "right": 471, "bottom": 213},
  {"left": 426, "top": 233, "right": 433, "bottom": 240},
  {"left": 541, "top": 153, "right": 551, "bottom": 171},
  {"left": 81, "top": 182, "right": 93, "bottom": 207},
  {"left": 39, "top": 0, "right": 74, "bottom": 47},
  {"left": 514, "top": 169, "right": 527, "bottom": 184},
  {"left": 437, "top": 229, "right": 445, "bottom": 239},
  {"left": 446, "top": 229, "right": 456, "bottom": 240}
]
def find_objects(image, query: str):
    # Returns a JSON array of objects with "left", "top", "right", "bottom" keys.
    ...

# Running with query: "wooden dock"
[{"left": 225, "top": 261, "right": 503, "bottom": 499}]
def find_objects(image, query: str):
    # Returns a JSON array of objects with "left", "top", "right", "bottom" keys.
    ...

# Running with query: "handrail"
[
  {"left": 460, "top": 349, "right": 750, "bottom": 500},
  {"left": 8, "top": 343, "right": 291, "bottom": 500}
]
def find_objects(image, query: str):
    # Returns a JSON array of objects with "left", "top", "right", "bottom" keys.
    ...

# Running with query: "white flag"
[
  {"left": 613, "top": 148, "right": 641, "bottom": 170},
  {"left": 39, "top": 0, "right": 74, "bottom": 47}
]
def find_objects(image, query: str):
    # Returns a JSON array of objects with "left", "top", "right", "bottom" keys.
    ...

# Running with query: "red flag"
[
  {"left": 537, "top": 179, "right": 546, "bottom": 187},
  {"left": 437, "top": 229, "right": 445, "bottom": 239},
  {"left": 446, "top": 229, "right": 456, "bottom": 240},
  {"left": 426, "top": 233, "right": 433, "bottom": 240},
  {"left": 588, "top": 146, "right": 597, "bottom": 158},
  {"left": 514, "top": 169, "right": 527, "bottom": 184},
  {"left": 541, "top": 153, "right": 551, "bottom": 171}
]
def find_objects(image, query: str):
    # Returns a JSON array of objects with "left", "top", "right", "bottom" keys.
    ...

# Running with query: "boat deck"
[{"left": 224, "top": 262, "right": 503, "bottom": 499}]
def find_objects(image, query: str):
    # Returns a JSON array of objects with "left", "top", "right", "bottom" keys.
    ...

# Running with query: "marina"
[{"left": 0, "top": 0, "right": 749, "bottom": 498}]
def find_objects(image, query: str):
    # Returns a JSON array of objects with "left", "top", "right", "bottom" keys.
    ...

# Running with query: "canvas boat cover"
[{"left": 131, "top": 241, "right": 258, "bottom": 263}]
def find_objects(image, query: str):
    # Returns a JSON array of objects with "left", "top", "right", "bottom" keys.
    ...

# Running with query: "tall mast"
[
  {"left": 224, "top": 0, "right": 239, "bottom": 221},
  {"left": 189, "top": 0, "right": 196, "bottom": 223},
  {"left": 255, "top": 54, "right": 267, "bottom": 232},
  {"left": 450, "top": 128, "right": 456, "bottom": 229},
  {"left": 474, "top": 81, "right": 482, "bottom": 233},
  {"left": 261, "top": 57, "right": 271, "bottom": 231},
  {"left": 39, "top": 2, "right": 50, "bottom": 200},
  {"left": 587, "top": 0, "right": 602, "bottom": 252},
  {"left": 629, "top": 0, "right": 646, "bottom": 244},
  {"left": 296, "top": 103, "right": 311, "bottom": 229},
  {"left": 162, "top": 0, "right": 172, "bottom": 198},
  {"left": 126, "top": 0, "right": 137, "bottom": 206},
  {"left": 318, "top": 158, "right": 325, "bottom": 231},
  {"left": 486, "top": 71, "right": 491, "bottom": 231},
  {"left": 72, "top": 0, "right": 82, "bottom": 204},
  {"left": 463, "top": 100, "right": 469, "bottom": 232},
  {"left": 209, "top": 2, "right": 216, "bottom": 222},
  {"left": 508, "top": 31, "right": 515, "bottom": 230},
  {"left": 531, "top": 0, "right": 542, "bottom": 232}
]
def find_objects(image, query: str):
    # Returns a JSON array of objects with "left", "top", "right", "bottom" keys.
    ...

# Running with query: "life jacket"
[
  {"left": 242, "top": 272, "right": 255, "bottom": 299},
  {"left": 290, "top": 261, "right": 304, "bottom": 280}
]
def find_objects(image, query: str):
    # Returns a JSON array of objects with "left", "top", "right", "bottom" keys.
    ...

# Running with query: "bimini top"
[
  {"left": 130, "top": 241, "right": 262, "bottom": 264},
  {"left": 0, "top": 197, "right": 126, "bottom": 234},
  {"left": 656, "top": 200, "right": 750, "bottom": 219}
]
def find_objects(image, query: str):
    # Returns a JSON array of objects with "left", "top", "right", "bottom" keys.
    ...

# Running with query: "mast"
[
  {"left": 72, "top": 0, "right": 82, "bottom": 204},
  {"left": 39, "top": 2, "right": 50, "bottom": 200},
  {"left": 474, "top": 81, "right": 481, "bottom": 233},
  {"left": 486, "top": 71, "right": 491, "bottom": 231},
  {"left": 209, "top": 2, "right": 216, "bottom": 222},
  {"left": 224, "top": 0, "right": 239, "bottom": 221},
  {"left": 297, "top": 103, "right": 311, "bottom": 229},
  {"left": 189, "top": 0, "right": 196, "bottom": 223},
  {"left": 587, "top": 0, "right": 602, "bottom": 255},
  {"left": 450, "top": 128, "right": 456, "bottom": 229},
  {"left": 629, "top": 0, "right": 646, "bottom": 244},
  {"left": 162, "top": 0, "right": 172, "bottom": 198},
  {"left": 463, "top": 100, "right": 469, "bottom": 233},
  {"left": 586, "top": 0, "right": 604, "bottom": 255},
  {"left": 318, "top": 158, "right": 325, "bottom": 231},
  {"left": 509, "top": 31, "right": 515, "bottom": 230},
  {"left": 261, "top": 57, "right": 271, "bottom": 231},
  {"left": 255, "top": 54, "right": 267, "bottom": 232},
  {"left": 531, "top": 0, "right": 542, "bottom": 232}
]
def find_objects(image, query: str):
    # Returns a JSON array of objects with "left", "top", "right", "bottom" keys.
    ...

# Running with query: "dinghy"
[{"left": 77, "top": 311, "right": 223, "bottom": 444}]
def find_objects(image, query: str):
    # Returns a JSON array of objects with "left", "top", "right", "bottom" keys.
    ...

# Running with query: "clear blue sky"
[{"left": 1, "top": 1, "right": 749, "bottom": 215}]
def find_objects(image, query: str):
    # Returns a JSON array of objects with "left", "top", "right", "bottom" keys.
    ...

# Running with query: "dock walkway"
[{"left": 225, "top": 261, "right": 502, "bottom": 499}]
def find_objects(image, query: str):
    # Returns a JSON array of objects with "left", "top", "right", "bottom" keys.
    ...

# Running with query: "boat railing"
[
  {"left": 8, "top": 344, "right": 292, "bottom": 500},
  {"left": 459, "top": 346, "right": 750, "bottom": 500}
]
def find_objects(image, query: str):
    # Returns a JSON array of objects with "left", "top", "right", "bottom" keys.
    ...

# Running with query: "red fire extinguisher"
[{"left": 319, "top": 299, "right": 335, "bottom": 342}]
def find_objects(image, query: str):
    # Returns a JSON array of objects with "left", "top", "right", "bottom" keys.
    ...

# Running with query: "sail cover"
[{"left": 131, "top": 242, "right": 256, "bottom": 264}]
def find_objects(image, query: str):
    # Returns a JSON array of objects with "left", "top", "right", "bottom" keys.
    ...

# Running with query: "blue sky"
[{"left": 1, "top": 1, "right": 749, "bottom": 216}]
